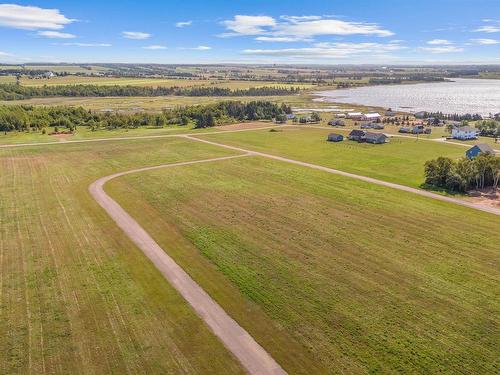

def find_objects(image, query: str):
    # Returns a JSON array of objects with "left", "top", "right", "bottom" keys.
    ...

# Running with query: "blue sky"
[{"left": 0, "top": 0, "right": 499, "bottom": 64}]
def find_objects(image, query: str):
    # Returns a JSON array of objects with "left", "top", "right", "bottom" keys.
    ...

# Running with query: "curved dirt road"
[{"left": 89, "top": 154, "right": 287, "bottom": 375}]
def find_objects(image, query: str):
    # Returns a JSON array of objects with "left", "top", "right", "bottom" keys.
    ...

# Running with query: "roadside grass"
[
  {"left": 0, "top": 138, "right": 254, "bottom": 374},
  {"left": 108, "top": 155, "right": 500, "bottom": 374},
  {"left": 199, "top": 127, "right": 467, "bottom": 187}
]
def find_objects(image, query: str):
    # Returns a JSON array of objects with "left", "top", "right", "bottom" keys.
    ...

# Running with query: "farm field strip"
[
  {"left": 184, "top": 135, "right": 500, "bottom": 216},
  {"left": 90, "top": 153, "right": 286, "bottom": 375}
]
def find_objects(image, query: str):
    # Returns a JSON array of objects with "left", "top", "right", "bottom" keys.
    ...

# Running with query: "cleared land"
[
  {"left": 0, "top": 136, "right": 323, "bottom": 374},
  {"left": 107, "top": 154, "right": 500, "bottom": 374},
  {"left": 0, "top": 139, "right": 244, "bottom": 374},
  {"left": 0, "top": 95, "right": 305, "bottom": 112},
  {"left": 199, "top": 126, "right": 467, "bottom": 187}
]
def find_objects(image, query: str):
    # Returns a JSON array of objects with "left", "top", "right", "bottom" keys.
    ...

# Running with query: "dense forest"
[
  {"left": 0, "top": 83, "right": 300, "bottom": 100},
  {"left": 0, "top": 101, "right": 291, "bottom": 132}
]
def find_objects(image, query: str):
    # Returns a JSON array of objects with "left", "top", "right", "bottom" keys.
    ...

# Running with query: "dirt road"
[{"left": 89, "top": 154, "right": 287, "bottom": 375}]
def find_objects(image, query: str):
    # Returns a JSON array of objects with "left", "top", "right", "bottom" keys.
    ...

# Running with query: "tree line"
[
  {"left": 475, "top": 120, "right": 500, "bottom": 137},
  {"left": 424, "top": 155, "right": 500, "bottom": 192},
  {"left": 0, "top": 83, "right": 300, "bottom": 100},
  {"left": 417, "top": 111, "right": 483, "bottom": 121},
  {"left": 0, "top": 101, "right": 291, "bottom": 132}
]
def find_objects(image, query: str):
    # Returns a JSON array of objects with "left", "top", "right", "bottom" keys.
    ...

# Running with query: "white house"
[
  {"left": 361, "top": 112, "right": 381, "bottom": 121},
  {"left": 452, "top": 126, "right": 478, "bottom": 140},
  {"left": 346, "top": 112, "right": 363, "bottom": 120},
  {"left": 335, "top": 113, "right": 346, "bottom": 118},
  {"left": 43, "top": 71, "right": 55, "bottom": 78}
]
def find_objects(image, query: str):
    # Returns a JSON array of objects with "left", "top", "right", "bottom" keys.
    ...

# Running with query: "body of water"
[{"left": 315, "top": 78, "right": 500, "bottom": 115}]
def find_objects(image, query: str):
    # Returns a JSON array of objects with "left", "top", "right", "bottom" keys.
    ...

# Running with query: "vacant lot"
[
  {"left": 108, "top": 155, "right": 500, "bottom": 374},
  {"left": 199, "top": 127, "right": 467, "bottom": 187},
  {"left": 0, "top": 139, "right": 252, "bottom": 374}
]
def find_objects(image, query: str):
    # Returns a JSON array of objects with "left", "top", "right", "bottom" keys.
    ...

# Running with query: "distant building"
[
  {"left": 412, "top": 125, "right": 425, "bottom": 134},
  {"left": 361, "top": 113, "right": 381, "bottom": 121},
  {"left": 348, "top": 129, "right": 366, "bottom": 141},
  {"left": 43, "top": 71, "right": 55, "bottom": 78},
  {"left": 363, "top": 132, "right": 388, "bottom": 144},
  {"left": 335, "top": 113, "right": 346, "bottom": 118},
  {"left": 452, "top": 126, "right": 478, "bottom": 140},
  {"left": 385, "top": 110, "right": 396, "bottom": 116},
  {"left": 466, "top": 144, "right": 494, "bottom": 159},
  {"left": 328, "top": 120, "right": 345, "bottom": 126},
  {"left": 327, "top": 133, "right": 344, "bottom": 142},
  {"left": 346, "top": 112, "right": 363, "bottom": 120},
  {"left": 414, "top": 111, "right": 427, "bottom": 119}
]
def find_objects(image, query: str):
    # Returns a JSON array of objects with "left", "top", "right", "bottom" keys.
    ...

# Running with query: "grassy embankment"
[
  {"left": 108, "top": 153, "right": 500, "bottom": 374},
  {"left": 0, "top": 137, "right": 327, "bottom": 374}
]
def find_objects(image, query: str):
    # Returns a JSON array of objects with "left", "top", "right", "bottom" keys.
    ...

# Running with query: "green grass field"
[
  {"left": 0, "top": 135, "right": 328, "bottom": 374},
  {"left": 8, "top": 75, "right": 313, "bottom": 89},
  {"left": 0, "top": 139, "right": 248, "bottom": 374},
  {"left": 107, "top": 154, "right": 500, "bottom": 374},
  {"left": 199, "top": 126, "right": 467, "bottom": 187},
  {"left": 0, "top": 94, "right": 306, "bottom": 112}
]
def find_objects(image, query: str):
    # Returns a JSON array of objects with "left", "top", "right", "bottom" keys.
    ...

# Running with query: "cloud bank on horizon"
[{"left": 0, "top": 1, "right": 499, "bottom": 64}]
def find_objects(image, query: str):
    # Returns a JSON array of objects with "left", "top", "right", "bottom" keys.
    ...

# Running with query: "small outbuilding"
[
  {"left": 348, "top": 129, "right": 366, "bottom": 141},
  {"left": 327, "top": 133, "right": 344, "bottom": 142},
  {"left": 363, "top": 132, "right": 388, "bottom": 144},
  {"left": 466, "top": 143, "right": 495, "bottom": 159}
]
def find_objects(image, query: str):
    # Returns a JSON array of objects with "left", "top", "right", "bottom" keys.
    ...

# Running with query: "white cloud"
[
  {"left": 221, "top": 14, "right": 394, "bottom": 39},
  {"left": 37, "top": 30, "right": 76, "bottom": 39},
  {"left": 122, "top": 31, "right": 151, "bottom": 40},
  {"left": 0, "top": 51, "right": 13, "bottom": 56},
  {"left": 54, "top": 42, "right": 111, "bottom": 47},
  {"left": 143, "top": 45, "right": 167, "bottom": 50},
  {"left": 470, "top": 38, "right": 499, "bottom": 45},
  {"left": 193, "top": 45, "right": 211, "bottom": 50},
  {"left": 221, "top": 15, "right": 276, "bottom": 36},
  {"left": 418, "top": 46, "right": 464, "bottom": 53},
  {"left": 255, "top": 36, "right": 311, "bottom": 42},
  {"left": 474, "top": 25, "right": 500, "bottom": 33},
  {"left": 427, "top": 39, "right": 452, "bottom": 45},
  {"left": 243, "top": 41, "right": 405, "bottom": 59},
  {"left": 176, "top": 20, "right": 192, "bottom": 28},
  {"left": 0, "top": 4, "right": 74, "bottom": 30}
]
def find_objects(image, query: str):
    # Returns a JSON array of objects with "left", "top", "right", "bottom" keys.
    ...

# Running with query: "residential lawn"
[
  {"left": 0, "top": 138, "right": 254, "bottom": 374},
  {"left": 108, "top": 155, "right": 500, "bottom": 374},
  {"left": 198, "top": 126, "right": 467, "bottom": 187}
]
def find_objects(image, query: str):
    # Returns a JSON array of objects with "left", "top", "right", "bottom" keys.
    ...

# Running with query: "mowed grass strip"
[
  {"left": 0, "top": 138, "right": 248, "bottom": 374},
  {"left": 200, "top": 127, "right": 468, "bottom": 187},
  {"left": 107, "top": 156, "right": 500, "bottom": 374}
]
